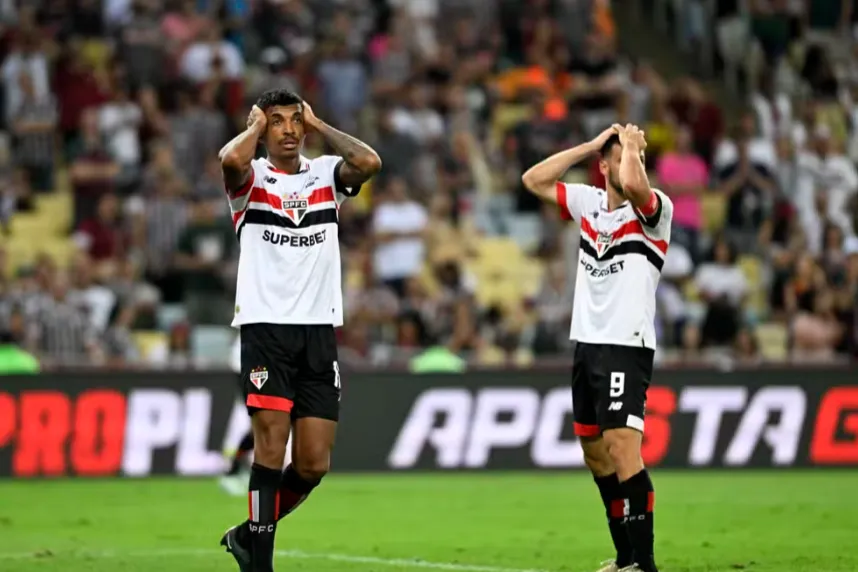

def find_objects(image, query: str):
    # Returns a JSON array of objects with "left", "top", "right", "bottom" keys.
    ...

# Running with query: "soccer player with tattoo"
[
  {"left": 217, "top": 89, "right": 381, "bottom": 572},
  {"left": 522, "top": 124, "right": 672, "bottom": 572}
]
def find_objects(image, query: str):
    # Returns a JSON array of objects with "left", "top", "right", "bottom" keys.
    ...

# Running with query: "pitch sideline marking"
[{"left": 0, "top": 547, "right": 551, "bottom": 572}]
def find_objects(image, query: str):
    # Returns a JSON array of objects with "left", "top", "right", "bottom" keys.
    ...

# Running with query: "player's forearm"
[
  {"left": 313, "top": 120, "right": 382, "bottom": 177},
  {"left": 619, "top": 143, "right": 652, "bottom": 206},
  {"left": 218, "top": 122, "right": 265, "bottom": 171},
  {"left": 521, "top": 141, "right": 598, "bottom": 198}
]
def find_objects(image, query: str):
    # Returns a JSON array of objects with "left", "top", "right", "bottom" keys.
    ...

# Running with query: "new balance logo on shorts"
[{"left": 608, "top": 401, "right": 623, "bottom": 411}]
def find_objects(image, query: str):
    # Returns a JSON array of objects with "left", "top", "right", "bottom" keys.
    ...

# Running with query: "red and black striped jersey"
[
  {"left": 556, "top": 182, "right": 673, "bottom": 350},
  {"left": 225, "top": 155, "right": 359, "bottom": 328}
]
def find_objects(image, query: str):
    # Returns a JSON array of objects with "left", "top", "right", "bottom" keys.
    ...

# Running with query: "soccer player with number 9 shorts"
[{"left": 522, "top": 124, "right": 672, "bottom": 572}]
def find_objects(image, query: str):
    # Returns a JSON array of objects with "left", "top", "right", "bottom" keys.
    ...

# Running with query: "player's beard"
[{"left": 608, "top": 172, "right": 625, "bottom": 198}]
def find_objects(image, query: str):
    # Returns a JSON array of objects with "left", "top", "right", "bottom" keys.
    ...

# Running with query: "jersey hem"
[
  {"left": 231, "top": 319, "right": 344, "bottom": 328},
  {"left": 570, "top": 337, "right": 656, "bottom": 351}
]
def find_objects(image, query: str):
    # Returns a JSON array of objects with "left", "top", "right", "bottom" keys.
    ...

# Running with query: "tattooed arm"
[{"left": 302, "top": 101, "right": 382, "bottom": 188}]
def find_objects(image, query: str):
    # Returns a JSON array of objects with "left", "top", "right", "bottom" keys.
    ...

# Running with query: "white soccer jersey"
[
  {"left": 556, "top": 182, "right": 673, "bottom": 350},
  {"left": 226, "top": 155, "right": 359, "bottom": 328}
]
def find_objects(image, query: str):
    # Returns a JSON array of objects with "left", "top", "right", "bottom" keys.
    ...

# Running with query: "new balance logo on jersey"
[
  {"left": 264, "top": 176, "right": 277, "bottom": 185},
  {"left": 262, "top": 229, "right": 327, "bottom": 247},
  {"left": 579, "top": 258, "right": 625, "bottom": 278},
  {"left": 281, "top": 192, "right": 309, "bottom": 224},
  {"left": 608, "top": 401, "right": 623, "bottom": 411}
]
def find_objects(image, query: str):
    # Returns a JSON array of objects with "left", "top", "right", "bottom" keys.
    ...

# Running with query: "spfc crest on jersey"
[
  {"left": 281, "top": 192, "right": 309, "bottom": 225},
  {"left": 596, "top": 232, "right": 611, "bottom": 256}
]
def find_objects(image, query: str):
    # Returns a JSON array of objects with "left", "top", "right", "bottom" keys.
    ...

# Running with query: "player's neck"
[
  {"left": 267, "top": 155, "right": 302, "bottom": 174},
  {"left": 605, "top": 187, "right": 626, "bottom": 211}
]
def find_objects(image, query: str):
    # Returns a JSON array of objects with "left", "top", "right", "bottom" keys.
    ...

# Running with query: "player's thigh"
[
  {"left": 241, "top": 324, "right": 301, "bottom": 417},
  {"left": 292, "top": 325, "right": 341, "bottom": 423},
  {"left": 571, "top": 342, "right": 601, "bottom": 438},
  {"left": 595, "top": 345, "right": 654, "bottom": 433}
]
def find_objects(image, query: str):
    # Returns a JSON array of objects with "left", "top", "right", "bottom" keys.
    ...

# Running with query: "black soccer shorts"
[
  {"left": 571, "top": 342, "right": 654, "bottom": 437},
  {"left": 240, "top": 323, "right": 341, "bottom": 421}
]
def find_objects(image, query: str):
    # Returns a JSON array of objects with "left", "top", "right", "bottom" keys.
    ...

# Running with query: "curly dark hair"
[{"left": 256, "top": 89, "right": 302, "bottom": 110}]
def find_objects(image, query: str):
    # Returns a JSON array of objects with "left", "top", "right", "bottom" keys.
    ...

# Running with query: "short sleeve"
[
  {"left": 634, "top": 188, "right": 673, "bottom": 242},
  {"left": 324, "top": 155, "right": 363, "bottom": 205},
  {"left": 225, "top": 160, "right": 258, "bottom": 212},
  {"left": 555, "top": 182, "right": 596, "bottom": 221}
]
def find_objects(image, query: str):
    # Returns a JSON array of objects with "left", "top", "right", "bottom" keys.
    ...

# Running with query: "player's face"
[
  {"left": 599, "top": 143, "right": 624, "bottom": 196},
  {"left": 263, "top": 104, "right": 305, "bottom": 159}
]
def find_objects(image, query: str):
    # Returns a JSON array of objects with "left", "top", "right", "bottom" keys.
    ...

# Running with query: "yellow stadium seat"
[
  {"left": 132, "top": 331, "right": 169, "bottom": 362},
  {"left": 475, "top": 344, "right": 506, "bottom": 367},
  {"left": 737, "top": 255, "right": 766, "bottom": 313},
  {"left": 756, "top": 322, "right": 788, "bottom": 361}
]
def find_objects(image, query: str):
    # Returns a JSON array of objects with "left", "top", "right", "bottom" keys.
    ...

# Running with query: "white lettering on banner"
[
  {"left": 464, "top": 389, "right": 540, "bottom": 467},
  {"left": 679, "top": 387, "right": 747, "bottom": 466},
  {"left": 724, "top": 387, "right": 806, "bottom": 466},
  {"left": 122, "top": 390, "right": 183, "bottom": 476},
  {"left": 176, "top": 389, "right": 227, "bottom": 476},
  {"left": 388, "top": 388, "right": 585, "bottom": 469},
  {"left": 388, "top": 389, "right": 472, "bottom": 469},
  {"left": 532, "top": 388, "right": 582, "bottom": 467}
]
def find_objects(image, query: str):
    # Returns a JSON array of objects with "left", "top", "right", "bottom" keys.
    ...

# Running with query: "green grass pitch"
[{"left": 0, "top": 471, "right": 855, "bottom": 571}]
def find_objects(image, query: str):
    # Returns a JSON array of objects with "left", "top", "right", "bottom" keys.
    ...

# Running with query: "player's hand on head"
[
  {"left": 247, "top": 105, "right": 267, "bottom": 130},
  {"left": 626, "top": 124, "right": 647, "bottom": 149},
  {"left": 301, "top": 100, "right": 319, "bottom": 130},
  {"left": 612, "top": 123, "right": 647, "bottom": 150},
  {"left": 591, "top": 126, "right": 619, "bottom": 149}
]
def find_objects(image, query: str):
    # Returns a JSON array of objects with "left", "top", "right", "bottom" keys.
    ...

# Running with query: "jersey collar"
[
  {"left": 600, "top": 189, "right": 629, "bottom": 212},
  {"left": 264, "top": 155, "right": 310, "bottom": 174}
]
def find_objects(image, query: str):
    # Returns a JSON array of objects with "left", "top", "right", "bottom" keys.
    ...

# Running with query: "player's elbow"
[
  {"left": 521, "top": 170, "right": 539, "bottom": 193},
  {"left": 219, "top": 149, "right": 247, "bottom": 171},
  {"left": 359, "top": 152, "right": 383, "bottom": 176}
]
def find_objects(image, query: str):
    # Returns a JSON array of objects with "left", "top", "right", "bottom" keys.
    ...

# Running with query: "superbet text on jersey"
[
  {"left": 556, "top": 183, "right": 674, "bottom": 349},
  {"left": 225, "top": 155, "right": 358, "bottom": 328}
]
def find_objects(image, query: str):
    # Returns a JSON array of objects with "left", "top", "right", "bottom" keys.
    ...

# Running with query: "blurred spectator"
[
  {"left": 180, "top": 24, "right": 245, "bottom": 84},
  {"left": 656, "top": 124, "right": 707, "bottom": 260},
  {"left": 68, "top": 253, "right": 117, "bottom": 333},
  {"left": 73, "top": 193, "right": 125, "bottom": 262},
  {"left": 54, "top": 42, "right": 109, "bottom": 155},
  {"left": 117, "top": 0, "right": 166, "bottom": 89},
  {"left": 174, "top": 195, "right": 235, "bottom": 325},
  {"left": 694, "top": 237, "right": 747, "bottom": 348},
  {"left": 317, "top": 39, "right": 367, "bottom": 133},
  {"left": 714, "top": 134, "right": 777, "bottom": 251},
  {"left": 569, "top": 32, "right": 622, "bottom": 138},
  {"left": 532, "top": 259, "right": 572, "bottom": 355},
  {"left": 69, "top": 109, "right": 120, "bottom": 228},
  {"left": 11, "top": 70, "right": 56, "bottom": 192},
  {"left": 28, "top": 270, "right": 101, "bottom": 367},
  {"left": 170, "top": 86, "right": 228, "bottom": 184},
  {"left": 372, "top": 177, "right": 428, "bottom": 297},
  {"left": 161, "top": 0, "right": 208, "bottom": 60},
  {"left": 98, "top": 81, "right": 143, "bottom": 191},
  {"left": 1, "top": 29, "right": 49, "bottom": 125}
]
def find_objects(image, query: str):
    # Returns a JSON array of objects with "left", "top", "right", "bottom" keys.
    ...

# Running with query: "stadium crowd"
[{"left": 0, "top": 0, "right": 856, "bottom": 370}]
